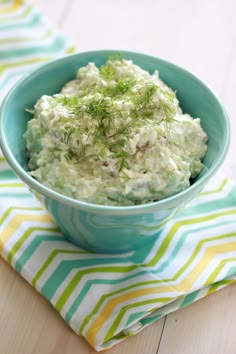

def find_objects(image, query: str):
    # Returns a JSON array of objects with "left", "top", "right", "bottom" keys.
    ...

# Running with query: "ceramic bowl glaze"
[{"left": 0, "top": 50, "right": 230, "bottom": 253}]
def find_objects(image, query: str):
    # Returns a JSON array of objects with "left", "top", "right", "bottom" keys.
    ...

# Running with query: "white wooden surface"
[{"left": 1, "top": 0, "right": 236, "bottom": 353}]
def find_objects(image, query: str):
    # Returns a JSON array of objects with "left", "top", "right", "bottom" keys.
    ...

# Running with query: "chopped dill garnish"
[
  {"left": 115, "top": 151, "right": 130, "bottom": 171},
  {"left": 129, "top": 82, "right": 157, "bottom": 116},
  {"left": 98, "top": 78, "right": 136, "bottom": 98},
  {"left": 109, "top": 53, "right": 123, "bottom": 61},
  {"left": 56, "top": 95, "right": 79, "bottom": 108},
  {"left": 119, "top": 170, "right": 134, "bottom": 180},
  {"left": 159, "top": 99, "right": 176, "bottom": 122},
  {"left": 84, "top": 97, "right": 110, "bottom": 118},
  {"left": 99, "top": 54, "right": 123, "bottom": 80},
  {"left": 100, "top": 62, "right": 116, "bottom": 80},
  {"left": 65, "top": 149, "right": 75, "bottom": 161},
  {"left": 115, "top": 79, "right": 135, "bottom": 95},
  {"left": 50, "top": 58, "right": 178, "bottom": 168},
  {"left": 63, "top": 126, "right": 76, "bottom": 143}
]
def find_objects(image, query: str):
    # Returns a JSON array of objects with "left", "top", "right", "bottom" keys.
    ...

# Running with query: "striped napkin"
[{"left": 1, "top": 1, "right": 236, "bottom": 352}]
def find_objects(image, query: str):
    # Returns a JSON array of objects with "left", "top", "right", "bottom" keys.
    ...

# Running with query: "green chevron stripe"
[
  {"left": 32, "top": 248, "right": 91, "bottom": 287},
  {"left": 43, "top": 260, "right": 136, "bottom": 301},
  {"left": 135, "top": 280, "right": 235, "bottom": 330},
  {"left": 200, "top": 178, "right": 228, "bottom": 196},
  {"left": 149, "top": 209, "right": 236, "bottom": 266},
  {"left": 7, "top": 226, "right": 59, "bottom": 264},
  {"left": 80, "top": 283, "right": 164, "bottom": 335},
  {"left": 0, "top": 0, "right": 11, "bottom": 5},
  {"left": 64, "top": 221, "right": 236, "bottom": 319},
  {"left": 79, "top": 232, "right": 236, "bottom": 334},
  {"left": 0, "top": 178, "right": 234, "bottom": 330},
  {"left": 66, "top": 45, "right": 77, "bottom": 54},
  {"left": 64, "top": 220, "right": 236, "bottom": 323},
  {"left": 64, "top": 270, "right": 150, "bottom": 323},
  {"left": 0, "top": 30, "right": 52, "bottom": 92},
  {"left": 153, "top": 232, "right": 236, "bottom": 288},
  {"left": 206, "top": 279, "right": 235, "bottom": 295},
  {"left": 57, "top": 269, "right": 140, "bottom": 319},
  {"left": 0, "top": 206, "right": 41, "bottom": 225},
  {"left": 42, "top": 263, "right": 137, "bottom": 303},
  {"left": 60, "top": 209, "right": 236, "bottom": 300},
  {"left": 104, "top": 331, "right": 128, "bottom": 344},
  {"left": 61, "top": 230, "right": 236, "bottom": 320},
  {"left": 104, "top": 297, "right": 173, "bottom": 342},
  {"left": 204, "top": 257, "right": 236, "bottom": 285},
  {"left": 15, "top": 234, "right": 63, "bottom": 273},
  {"left": 140, "top": 280, "right": 233, "bottom": 326},
  {"left": 1, "top": 2, "right": 235, "bottom": 348},
  {"left": 155, "top": 219, "right": 236, "bottom": 274},
  {"left": 0, "top": 44, "right": 68, "bottom": 92}
]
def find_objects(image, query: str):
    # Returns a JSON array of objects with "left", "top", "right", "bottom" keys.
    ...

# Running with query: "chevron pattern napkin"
[{"left": 1, "top": 1, "right": 236, "bottom": 351}]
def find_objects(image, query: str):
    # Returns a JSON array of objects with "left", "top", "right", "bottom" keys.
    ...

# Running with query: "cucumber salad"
[{"left": 24, "top": 58, "right": 208, "bottom": 206}]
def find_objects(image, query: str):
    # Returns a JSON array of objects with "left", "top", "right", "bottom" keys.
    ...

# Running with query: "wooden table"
[{"left": 1, "top": 0, "right": 236, "bottom": 353}]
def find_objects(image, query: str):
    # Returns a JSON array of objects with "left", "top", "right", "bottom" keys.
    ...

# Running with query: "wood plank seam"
[
  {"left": 156, "top": 316, "right": 167, "bottom": 354},
  {"left": 58, "top": 0, "right": 75, "bottom": 29}
]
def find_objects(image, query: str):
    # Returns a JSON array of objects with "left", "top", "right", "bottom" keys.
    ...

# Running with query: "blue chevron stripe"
[
  {"left": 41, "top": 257, "right": 134, "bottom": 300},
  {"left": 0, "top": 34, "right": 67, "bottom": 59},
  {"left": 16, "top": 234, "right": 63, "bottom": 273},
  {"left": 0, "top": 11, "right": 40, "bottom": 30}
]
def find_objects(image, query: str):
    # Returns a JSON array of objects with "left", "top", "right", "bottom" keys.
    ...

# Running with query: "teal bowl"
[{"left": 0, "top": 50, "right": 230, "bottom": 253}]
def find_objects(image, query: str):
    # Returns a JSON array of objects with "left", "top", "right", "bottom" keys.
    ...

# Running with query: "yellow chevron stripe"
[
  {"left": 150, "top": 209, "right": 236, "bottom": 266},
  {"left": 34, "top": 191, "right": 43, "bottom": 204},
  {"left": 0, "top": 182, "right": 24, "bottom": 188},
  {"left": 85, "top": 287, "right": 169, "bottom": 346},
  {"left": 0, "top": 213, "right": 53, "bottom": 253},
  {"left": 0, "top": 57, "right": 51, "bottom": 74},
  {"left": 0, "top": 3, "right": 31, "bottom": 23},
  {"left": 86, "top": 239, "right": 236, "bottom": 346},
  {"left": 0, "top": 29, "right": 51, "bottom": 44},
  {"left": 0, "top": 0, "right": 24, "bottom": 14}
]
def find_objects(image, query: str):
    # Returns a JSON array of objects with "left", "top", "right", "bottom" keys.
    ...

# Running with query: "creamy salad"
[{"left": 24, "top": 58, "right": 208, "bottom": 206}]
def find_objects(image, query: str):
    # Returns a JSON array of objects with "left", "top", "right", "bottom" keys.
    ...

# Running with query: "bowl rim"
[{"left": 0, "top": 49, "right": 231, "bottom": 214}]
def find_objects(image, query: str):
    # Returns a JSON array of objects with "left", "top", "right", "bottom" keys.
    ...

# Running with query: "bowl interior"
[{"left": 0, "top": 50, "right": 229, "bottom": 193}]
